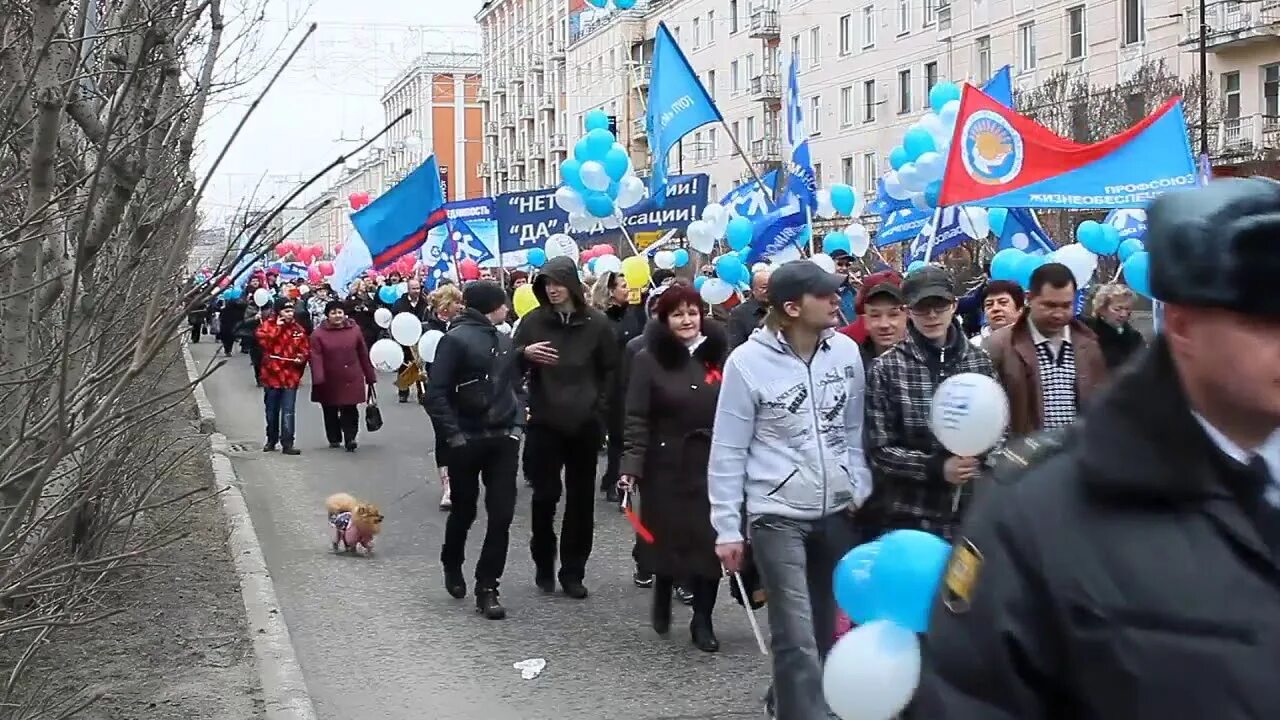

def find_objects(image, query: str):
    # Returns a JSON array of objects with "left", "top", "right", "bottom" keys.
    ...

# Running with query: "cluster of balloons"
[
  {"left": 584, "top": 0, "right": 637, "bottom": 8},
  {"left": 348, "top": 191, "right": 372, "bottom": 211},
  {"left": 882, "top": 80, "right": 963, "bottom": 210},
  {"left": 276, "top": 241, "right": 327, "bottom": 265},
  {"left": 1076, "top": 219, "right": 1152, "bottom": 298},
  {"left": 368, "top": 310, "right": 445, "bottom": 373},
  {"left": 686, "top": 204, "right": 731, "bottom": 254},
  {"left": 811, "top": 224, "right": 872, "bottom": 273},
  {"left": 556, "top": 110, "right": 647, "bottom": 231},
  {"left": 814, "top": 183, "right": 866, "bottom": 220},
  {"left": 824, "top": 372, "right": 1009, "bottom": 720},
  {"left": 651, "top": 247, "right": 690, "bottom": 271},
  {"left": 581, "top": 242, "right": 620, "bottom": 274}
]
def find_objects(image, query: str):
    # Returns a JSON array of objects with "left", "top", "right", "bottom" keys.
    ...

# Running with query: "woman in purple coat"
[{"left": 310, "top": 301, "right": 378, "bottom": 451}]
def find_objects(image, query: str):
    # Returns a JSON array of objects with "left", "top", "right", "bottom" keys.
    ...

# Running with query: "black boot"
[
  {"left": 651, "top": 576, "right": 673, "bottom": 635},
  {"left": 690, "top": 577, "right": 720, "bottom": 653},
  {"left": 444, "top": 567, "right": 467, "bottom": 599},
  {"left": 476, "top": 588, "right": 506, "bottom": 620}
]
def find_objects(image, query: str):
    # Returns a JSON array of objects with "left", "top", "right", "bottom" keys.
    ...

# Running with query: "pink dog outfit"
[{"left": 329, "top": 511, "right": 375, "bottom": 551}]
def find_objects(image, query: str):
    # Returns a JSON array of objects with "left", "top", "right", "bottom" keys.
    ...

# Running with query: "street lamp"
[{"left": 1199, "top": 0, "right": 1209, "bottom": 157}]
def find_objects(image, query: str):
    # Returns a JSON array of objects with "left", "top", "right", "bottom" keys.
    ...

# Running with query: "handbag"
[{"left": 364, "top": 385, "right": 384, "bottom": 432}]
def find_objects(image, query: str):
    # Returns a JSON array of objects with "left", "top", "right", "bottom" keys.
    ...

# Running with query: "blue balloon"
[
  {"left": 573, "top": 136, "right": 592, "bottom": 162},
  {"left": 987, "top": 207, "right": 1010, "bottom": 237},
  {"left": 822, "top": 231, "right": 852, "bottom": 256},
  {"left": 378, "top": 285, "right": 397, "bottom": 304},
  {"left": 1014, "top": 252, "right": 1047, "bottom": 289},
  {"left": 928, "top": 81, "right": 961, "bottom": 113},
  {"left": 585, "top": 128, "right": 615, "bottom": 159},
  {"left": 923, "top": 180, "right": 942, "bottom": 208},
  {"left": 715, "top": 254, "right": 746, "bottom": 285},
  {"left": 693, "top": 275, "right": 706, "bottom": 292},
  {"left": 1075, "top": 220, "right": 1120, "bottom": 256},
  {"left": 1117, "top": 237, "right": 1144, "bottom": 263},
  {"left": 587, "top": 0, "right": 607, "bottom": 6},
  {"left": 603, "top": 147, "right": 630, "bottom": 181},
  {"left": 889, "top": 146, "right": 909, "bottom": 171},
  {"left": 584, "top": 192, "right": 616, "bottom": 219},
  {"left": 221, "top": 287, "right": 242, "bottom": 300},
  {"left": 868, "top": 530, "right": 951, "bottom": 632},
  {"left": 829, "top": 184, "right": 857, "bottom": 216},
  {"left": 560, "top": 158, "right": 584, "bottom": 190},
  {"left": 587, "top": 257, "right": 598, "bottom": 273},
  {"left": 606, "top": 180, "right": 620, "bottom": 199},
  {"left": 833, "top": 541, "right": 882, "bottom": 624},
  {"left": 903, "top": 127, "right": 937, "bottom": 161},
  {"left": 584, "top": 109, "right": 611, "bottom": 132},
  {"left": 726, "top": 216, "right": 753, "bottom": 251},
  {"left": 614, "top": 0, "right": 637, "bottom": 8},
  {"left": 989, "top": 247, "right": 1026, "bottom": 282},
  {"left": 527, "top": 248, "right": 547, "bottom": 268},
  {"left": 907, "top": 260, "right": 927, "bottom": 274},
  {"left": 1122, "top": 250, "right": 1153, "bottom": 298},
  {"left": 672, "top": 248, "right": 690, "bottom": 268}
]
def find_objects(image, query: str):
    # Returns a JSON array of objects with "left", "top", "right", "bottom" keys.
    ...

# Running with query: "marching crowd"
[{"left": 183, "top": 179, "right": 1280, "bottom": 720}]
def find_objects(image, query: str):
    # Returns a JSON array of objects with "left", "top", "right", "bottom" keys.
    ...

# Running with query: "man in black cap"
[
  {"left": 829, "top": 248, "right": 859, "bottom": 323},
  {"left": 708, "top": 259, "right": 873, "bottom": 720},
  {"left": 915, "top": 177, "right": 1280, "bottom": 718},
  {"left": 424, "top": 280, "right": 527, "bottom": 620}
]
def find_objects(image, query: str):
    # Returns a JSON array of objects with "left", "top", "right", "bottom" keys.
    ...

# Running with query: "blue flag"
[
  {"left": 719, "top": 169, "right": 779, "bottom": 221},
  {"left": 984, "top": 65, "right": 1014, "bottom": 108},
  {"left": 781, "top": 56, "right": 817, "bottom": 213},
  {"left": 647, "top": 22, "right": 722, "bottom": 206},
  {"left": 331, "top": 230, "right": 372, "bottom": 297},
  {"left": 1103, "top": 208, "right": 1147, "bottom": 241},
  {"left": 997, "top": 208, "right": 1056, "bottom": 254},
  {"left": 875, "top": 207, "right": 933, "bottom": 248},
  {"left": 350, "top": 156, "right": 448, "bottom": 268},
  {"left": 744, "top": 194, "right": 808, "bottom": 264},
  {"left": 905, "top": 207, "right": 990, "bottom": 266}
]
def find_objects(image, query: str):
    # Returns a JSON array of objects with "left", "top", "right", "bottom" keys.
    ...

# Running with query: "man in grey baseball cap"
[{"left": 916, "top": 177, "right": 1280, "bottom": 717}]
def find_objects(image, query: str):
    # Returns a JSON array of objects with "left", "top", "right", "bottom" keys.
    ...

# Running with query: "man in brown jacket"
[{"left": 986, "top": 262, "right": 1108, "bottom": 438}]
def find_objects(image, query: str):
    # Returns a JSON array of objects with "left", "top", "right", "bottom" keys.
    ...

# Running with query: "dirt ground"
[{"left": 8, "top": 353, "right": 264, "bottom": 720}]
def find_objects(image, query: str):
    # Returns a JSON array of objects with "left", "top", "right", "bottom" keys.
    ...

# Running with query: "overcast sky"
[{"left": 197, "top": 0, "right": 485, "bottom": 226}]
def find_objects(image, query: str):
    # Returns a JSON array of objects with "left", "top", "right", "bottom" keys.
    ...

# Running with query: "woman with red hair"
[{"left": 618, "top": 285, "right": 728, "bottom": 653}]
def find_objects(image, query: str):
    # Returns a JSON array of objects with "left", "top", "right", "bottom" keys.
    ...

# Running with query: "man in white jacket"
[{"left": 708, "top": 260, "right": 874, "bottom": 720}]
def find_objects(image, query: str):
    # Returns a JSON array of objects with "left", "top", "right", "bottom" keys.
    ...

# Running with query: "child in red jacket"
[{"left": 256, "top": 301, "right": 311, "bottom": 454}]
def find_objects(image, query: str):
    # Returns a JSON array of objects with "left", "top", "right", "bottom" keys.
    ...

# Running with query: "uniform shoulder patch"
[
  {"left": 987, "top": 424, "right": 1077, "bottom": 486},
  {"left": 942, "top": 537, "right": 984, "bottom": 614}
]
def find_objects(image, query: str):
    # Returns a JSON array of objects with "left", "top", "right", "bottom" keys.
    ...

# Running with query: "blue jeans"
[
  {"left": 750, "top": 513, "right": 858, "bottom": 720},
  {"left": 263, "top": 387, "right": 297, "bottom": 447}
]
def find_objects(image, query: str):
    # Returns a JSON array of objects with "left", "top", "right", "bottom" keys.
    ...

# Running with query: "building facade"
[{"left": 491, "top": 0, "right": 1277, "bottom": 206}]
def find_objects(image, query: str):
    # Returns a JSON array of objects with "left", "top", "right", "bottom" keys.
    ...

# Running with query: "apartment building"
[
  {"left": 504, "top": 0, "right": 1276, "bottom": 206},
  {"left": 476, "top": 0, "right": 574, "bottom": 196}
]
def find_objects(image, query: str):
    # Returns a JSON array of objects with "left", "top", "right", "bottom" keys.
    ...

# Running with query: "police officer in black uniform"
[{"left": 915, "top": 177, "right": 1280, "bottom": 719}]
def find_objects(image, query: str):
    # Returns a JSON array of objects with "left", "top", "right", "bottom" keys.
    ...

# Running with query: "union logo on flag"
[{"left": 960, "top": 111, "right": 1024, "bottom": 186}]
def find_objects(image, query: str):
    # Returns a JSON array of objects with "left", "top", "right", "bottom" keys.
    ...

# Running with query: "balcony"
[
  {"left": 478, "top": 162, "right": 491, "bottom": 176},
  {"left": 484, "top": 121, "right": 499, "bottom": 136},
  {"left": 529, "top": 54, "right": 545, "bottom": 72},
  {"left": 633, "top": 116, "right": 649, "bottom": 139},
  {"left": 510, "top": 67, "right": 527, "bottom": 83},
  {"left": 750, "top": 72, "right": 782, "bottom": 102},
  {"left": 1182, "top": 2, "right": 1280, "bottom": 51},
  {"left": 513, "top": 148, "right": 528, "bottom": 164},
  {"left": 492, "top": 79, "right": 507, "bottom": 94},
  {"left": 634, "top": 63, "right": 652, "bottom": 89},
  {"left": 501, "top": 112, "right": 516, "bottom": 128},
  {"left": 750, "top": 136, "right": 782, "bottom": 163},
  {"left": 495, "top": 157, "right": 509, "bottom": 171},
  {"left": 748, "top": 7, "right": 781, "bottom": 38},
  {"left": 549, "top": 42, "right": 566, "bottom": 60},
  {"left": 1214, "top": 113, "right": 1280, "bottom": 159},
  {"left": 550, "top": 133, "right": 567, "bottom": 151},
  {"left": 540, "top": 94, "right": 556, "bottom": 111},
  {"left": 519, "top": 102, "right": 534, "bottom": 119}
]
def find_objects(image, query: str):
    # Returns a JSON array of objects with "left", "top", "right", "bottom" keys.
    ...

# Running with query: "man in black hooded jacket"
[{"left": 513, "top": 256, "right": 619, "bottom": 599}]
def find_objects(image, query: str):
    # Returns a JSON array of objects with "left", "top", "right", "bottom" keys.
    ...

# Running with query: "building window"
[
  {"left": 731, "top": 60, "right": 740, "bottom": 93},
  {"left": 861, "top": 151, "right": 878, "bottom": 194},
  {"left": 842, "top": 156, "right": 855, "bottom": 185},
  {"left": 732, "top": 120, "right": 741, "bottom": 143},
  {"left": 925, "top": 61, "right": 938, "bottom": 93},
  {"left": 746, "top": 53, "right": 756, "bottom": 81},
  {"left": 897, "top": 69, "right": 912, "bottom": 114},
  {"left": 709, "top": 127, "right": 719, "bottom": 155},
  {"left": 809, "top": 27, "right": 821, "bottom": 68},
  {"left": 1067, "top": 5, "right": 1086, "bottom": 60},
  {"left": 839, "top": 14, "right": 853, "bottom": 54},
  {"left": 975, "top": 35, "right": 992, "bottom": 82},
  {"left": 1123, "top": 0, "right": 1143, "bottom": 45},
  {"left": 1017, "top": 22, "right": 1036, "bottom": 73},
  {"left": 790, "top": 34, "right": 802, "bottom": 66},
  {"left": 730, "top": 0, "right": 739, "bottom": 33},
  {"left": 809, "top": 95, "right": 822, "bottom": 133},
  {"left": 813, "top": 161, "right": 824, "bottom": 188},
  {"left": 707, "top": 69, "right": 717, "bottom": 100},
  {"left": 862, "top": 79, "right": 877, "bottom": 122},
  {"left": 840, "top": 85, "right": 854, "bottom": 126},
  {"left": 1264, "top": 64, "right": 1279, "bottom": 119},
  {"left": 708, "top": 10, "right": 716, "bottom": 42},
  {"left": 693, "top": 17, "right": 701, "bottom": 47},
  {"left": 898, "top": 0, "right": 911, "bottom": 34},
  {"left": 861, "top": 5, "right": 876, "bottom": 48},
  {"left": 1223, "top": 71, "right": 1241, "bottom": 121},
  {"left": 924, "top": 0, "right": 936, "bottom": 25},
  {"left": 747, "top": 116, "right": 757, "bottom": 141}
]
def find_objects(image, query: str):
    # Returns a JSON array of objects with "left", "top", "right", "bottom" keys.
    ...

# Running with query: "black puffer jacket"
[
  {"left": 512, "top": 256, "right": 619, "bottom": 435},
  {"left": 424, "top": 308, "right": 527, "bottom": 443},
  {"left": 1085, "top": 316, "right": 1145, "bottom": 371}
]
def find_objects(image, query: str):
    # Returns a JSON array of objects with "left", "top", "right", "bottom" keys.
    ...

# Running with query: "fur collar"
[{"left": 644, "top": 317, "right": 728, "bottom": 371}]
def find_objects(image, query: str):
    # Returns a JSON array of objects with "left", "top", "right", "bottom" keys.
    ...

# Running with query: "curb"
[{"left": 182, "top": 343, "right": 319, "bottom": 720}]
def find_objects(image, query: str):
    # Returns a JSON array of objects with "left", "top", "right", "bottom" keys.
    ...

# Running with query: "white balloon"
[
  {"left": 253, "top": 288, "right": 271, "bottom": 307},
  {"left": 699, "top": 277, "right": 734, "bottom": 305},
  {"left": 701, "top": 203, "right": 726, "bottom": 226},
  {"left": 653, "top": 250, "right": 676, "bottom": 270},
  {"left": 911, "top": 192, "right": 932, "bottom": 211},
  {"left": 416, "top": 329, "right": 445, "bottom": 363},
  {"left": 297, "top": 284, "right": 310, "bottom": 295},
  {"left": 616, "top": 175, "right": 646, "bottom": 209},
  {"left": 369, "top": 338, "right": 404, "bottom": 372},
  {"left": 710, "top": 207, "right": 730, "bottom": 239},
  {"left": 898, "top": 163, "right": 926, "bottom": 193},
  {"left": 956, "top": 207, "right": 991, "bottom": 239},
  {"left": 580, "top": 161, "right": 610, "bottom": 192},
  {"left": 1052, "top": 242, "right": 1100, "bottom": 287},
  {"left": 810, "top": 253, "right": 837, "bottom": 273},
  {"left": 919, "top": 112, "right": 946, "bottom": 138},
  {"left": 823, "top": 621, "right": 921, "bottom": 720},
  {"left": 567, "top": 213, "right": 596, "bottom": 232},
  {"left": 594, "top": 254, "right": 622, "bottom": 274},
  {"left": 373, "top": 307, "right": 393, "bottom": 328},
  {"left": 845, "top": 223, "right": 871, "bottom": 258},
  {"left": 883, "top": 172, "right": 911, "bottom": 201},
  {"left": 751, "top": 262, "right": 772, "bottom": 274},
  {"left": 930, "top": 372, "right": 1010, "bottom": 456},
  {"left": 914, "top": 151, "right": 945, "bottom": 181},
  {"left": 939, "top": 99, "right": 961, "bottom": 127},
  {"left": 390, "top": 311, "right": 423, "bottom": 346},
  {"left": 601, "top": 213, "right": 621, "bottom": 229},
  {"left": 686, "top": 220, "right": 716, "bottom": 254},
  {"left": 815, "top": 188, "right": 838, "bottom": 219},
  {"left": 543, "top": 233, "right": 581, "bottom": 263},
  {"left": 554, "top": 186, "right": 585, "bottom": 214}
]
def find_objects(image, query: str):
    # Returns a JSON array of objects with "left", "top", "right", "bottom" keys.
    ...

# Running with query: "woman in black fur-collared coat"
[{"left": 619, "top": 284, "right": 728, "bottom": 653}]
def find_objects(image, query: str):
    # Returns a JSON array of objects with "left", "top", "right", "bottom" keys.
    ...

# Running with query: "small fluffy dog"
[{"left": 325, "top": 492, "right": 384, "bottom": 555}]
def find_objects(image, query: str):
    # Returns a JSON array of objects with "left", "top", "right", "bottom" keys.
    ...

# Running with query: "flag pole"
[{"left": 721, "top": 122, "right": 776, "bottom": 205}]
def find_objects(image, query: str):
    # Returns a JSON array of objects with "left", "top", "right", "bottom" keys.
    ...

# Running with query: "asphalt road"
[{"left": 191, "top": 341, "right": 771, "bottom": 720}]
